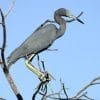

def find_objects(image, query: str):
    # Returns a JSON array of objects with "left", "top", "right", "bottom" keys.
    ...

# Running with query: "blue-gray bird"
[{"left": 7, "top": 8, "right": 83, "bottom": 68}]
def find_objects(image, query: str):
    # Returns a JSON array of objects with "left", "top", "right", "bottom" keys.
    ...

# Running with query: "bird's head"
[
  {"left": 55, "top": 8, "right": 84, "bottom": 24},
  {"left": 55, "top": 8, "right": 75, "bottom": 19}
]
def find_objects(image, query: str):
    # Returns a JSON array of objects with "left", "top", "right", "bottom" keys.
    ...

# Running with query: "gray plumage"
[{"left": 7, "top": 8, "right": 73, "bottom": 68}]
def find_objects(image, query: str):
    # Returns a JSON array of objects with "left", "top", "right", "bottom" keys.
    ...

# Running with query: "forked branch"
[{"left": 72, "top": 76, "right": 100, "bottom": 99}]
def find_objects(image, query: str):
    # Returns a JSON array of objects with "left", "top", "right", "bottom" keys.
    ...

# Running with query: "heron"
[{"left": 7, "top": 8, "right": 84, "bottom": 81}]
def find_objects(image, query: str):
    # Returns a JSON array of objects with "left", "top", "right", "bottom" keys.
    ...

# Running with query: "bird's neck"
[{"left": 54, "top": 15, "right": 66, "bottom": 39}]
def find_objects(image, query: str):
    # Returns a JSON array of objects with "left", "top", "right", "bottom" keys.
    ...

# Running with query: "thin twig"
[
  {"left": 62, "top": 83, "right": 68, "bottom": 99},
  {"left": 5, "top": 0, "right": 16, "bottom": 18},
  {"left": 83, "top": 95, "right": 94, "bottom": 100},
  {"left": 0, "top": 8, "right": 23, "bottom": 100},
  {"left": 77, "top": 92, "right": 88, "bottom": 99},
  {"left": 47, "top": 48, "right": 58, "bottom": 51},
  {"left": 41, "top": 61, "right": 46, "bottom": 71},
  {"left": 36, "top": 54, "right": 42, "bottom": 71},
  {"left": 67, "top": 12, "right": 84, "bottom": 24}
]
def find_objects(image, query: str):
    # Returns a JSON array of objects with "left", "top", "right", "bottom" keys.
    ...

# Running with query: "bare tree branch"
[
  {"left": 72, "top": 77, "right": 100, "bottom": 99},
  {"left": 37, "top": 76, "right": 100, "bottom": 100},
  {"left": 0, "top": 8, "right": 23, "bottom": 100}
]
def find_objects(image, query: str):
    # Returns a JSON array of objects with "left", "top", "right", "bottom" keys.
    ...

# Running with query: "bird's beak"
[{"left": 68, "top": 15, "right": 84, "bottom": 24}]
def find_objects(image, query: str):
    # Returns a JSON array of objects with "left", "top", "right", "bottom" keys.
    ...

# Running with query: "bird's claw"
[{"left": 38, "top": 71, "right": 51, "bottom": 82}]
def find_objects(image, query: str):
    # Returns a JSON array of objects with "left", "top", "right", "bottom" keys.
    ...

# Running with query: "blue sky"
[{"left": 0, "top": 0, "right": 100, "bottom": 100}]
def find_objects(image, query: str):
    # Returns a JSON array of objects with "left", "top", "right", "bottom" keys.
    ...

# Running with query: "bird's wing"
[{"left": 20, "top": 24, "right": 57, "bottom": 54}]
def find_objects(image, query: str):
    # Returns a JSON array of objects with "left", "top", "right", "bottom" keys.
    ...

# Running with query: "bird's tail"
[
  {"left": 7, "top": 47, "right": 23, "bottom": 68},
  {"left": 7, "top": 54, "right": 16, "bottom": 68}
]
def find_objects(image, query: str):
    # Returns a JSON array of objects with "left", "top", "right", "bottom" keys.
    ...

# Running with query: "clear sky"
[{"left": 0, "top": 0, "right": 100, "bottom": 100}]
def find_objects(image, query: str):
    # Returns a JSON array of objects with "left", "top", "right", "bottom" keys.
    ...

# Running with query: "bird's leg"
[{"left": 25, "top": 53, "right": 51, "bottom": 82}]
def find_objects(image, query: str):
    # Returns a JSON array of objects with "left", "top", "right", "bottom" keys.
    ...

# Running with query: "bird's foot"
[{"left": 38, "top": 71, "right": 52, "bottom": 82}]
